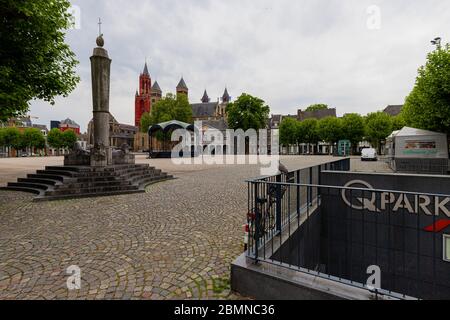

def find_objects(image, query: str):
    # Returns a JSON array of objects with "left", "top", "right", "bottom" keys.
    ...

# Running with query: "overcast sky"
[{"left": 29, "top": 0, "right": 450, "bottom": 132}]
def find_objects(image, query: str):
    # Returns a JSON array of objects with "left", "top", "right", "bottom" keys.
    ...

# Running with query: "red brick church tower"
[{"left": 134, "top": 62, "right": 152, "bottom": 127}]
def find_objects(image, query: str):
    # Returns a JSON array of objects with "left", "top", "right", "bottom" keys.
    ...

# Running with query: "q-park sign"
[{"left": 341, "top": 180, "right": 450, "bottom": 218}]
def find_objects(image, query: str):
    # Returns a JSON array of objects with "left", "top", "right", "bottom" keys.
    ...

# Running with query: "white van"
[{"left": 361, "top": 148, "right": 378, "bottom": 161}]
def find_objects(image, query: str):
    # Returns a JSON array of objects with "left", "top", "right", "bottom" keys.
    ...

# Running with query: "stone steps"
[
  {"left": 18, "top": 178, "right": 60, "bottom": 186},
  {"left": 129, "top": 172, "right": 167, "bottom": 184},
  {"left": 45, "top": 166, "right": 88, "bottom": 172},
  {"left": 54, "top": 180, "right": 131, "bottom": 189},
  {"left": 3, "top": 163, "right": 174, "bottom": 201},
  {"left": 45, "top": 185, "right": 140, "bottom": 196},
  {"left": 27, "top": 173, "right": 66, "bottom": 182},
  {"left": 137, "top": 175, "right": 173, "bottom": 189},
  {"left": 1, "top": 186, "right": 42, "bottom": 195},
  {"left": 122, "top": 169, "right": 161, "bottom": 180},
  {"left": 35, "top": 189, "right": 145, "bottom": 202},
  {"left": 37, "top": 170, "right": 77, "bottom": 177},
  {"left": 8, "top": 182, "right": 50, "bottom": 190},
  {"left": 76, "top": 176, "right": 119, "bottom": 183}
]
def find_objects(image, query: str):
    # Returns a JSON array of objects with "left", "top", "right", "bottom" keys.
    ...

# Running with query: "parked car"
[{"left": 361, "top": 148, "right": 378, "bottom": 161}]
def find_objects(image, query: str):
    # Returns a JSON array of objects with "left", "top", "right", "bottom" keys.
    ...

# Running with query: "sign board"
[
  {"left": 320, "top": 170, "right": 450, "bottom": 299},
  {"left": 337, "top": 140, "right": 351, "bottom": 157}
]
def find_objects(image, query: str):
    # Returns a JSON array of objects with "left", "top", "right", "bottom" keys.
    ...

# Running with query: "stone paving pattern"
[{"left": 0, "top": 155, "right": 391, "bottom": 299}]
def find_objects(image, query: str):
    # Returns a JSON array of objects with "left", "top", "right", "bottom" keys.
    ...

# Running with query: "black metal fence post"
[
  {"left": 254, "top": 182, "right": 260, "bottom": 263},
  {"left": 276, "top": 174, "right": 282, "bottom": 234}
]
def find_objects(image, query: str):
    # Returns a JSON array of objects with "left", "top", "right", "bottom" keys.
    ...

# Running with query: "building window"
[{"left": 444, "top": 234, "right": 450, "bottom": 262}]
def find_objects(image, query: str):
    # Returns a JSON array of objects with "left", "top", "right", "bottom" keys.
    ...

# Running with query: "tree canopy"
[
  {"left": 0, "top": 127, "right": 47, "bottom": 156},
  {"left": 402, "top": 43, "right": 450, "bottom": 135},
  {"left": 341, "top": 113, "right": 366, "bottom": 147},
  {"left": 147, "top": 93, "right": 192, "bottom": 126},
  {"left": 61, "top": 129, "right": 77, "bottom": 149},
  {"left": 298, "top": 119, "right": 320, "bottom": 144},
  {"left": 365, "top": 112, "right": 393, "bottom": 152},
  {"left": 226, "top": 93, "right": 270, "bottom": 131},
  {"left": 22, "top": 128, "right": 45, "bottom": 149},
  {"left": 140, "top": 112, "right": 152, "bottom": 133},
  {"left": 305, "top": 104, "right": 329, "bottom": 112},
  {"left": 1, "top": 127, "right": 22, "bottom": 152},
  {"left": 317, "top": 117, "right": 342, "bottom": 144},
  {"left": 279, "top": 117, "right": 298, "bottom": 146},
  {"left": 47, "top": 128, "right": 63, "bottom": 150},
  {"left": 391, "top": 114, "right": 406, "bottom": 131},
  {"left": 0, "top": 0, "right": 80, "bottom": 121}
]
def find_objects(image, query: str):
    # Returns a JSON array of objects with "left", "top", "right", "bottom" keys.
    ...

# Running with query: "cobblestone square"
[{"left": 0, "top": 155, "right": 390, "bottom": 299}]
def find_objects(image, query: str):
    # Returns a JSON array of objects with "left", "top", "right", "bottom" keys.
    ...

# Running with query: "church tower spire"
[
  {"left": 201, "top": 89, "right": 210, "bottom": 103},
  {"left": 222, "top": 87, "right": 231, "bottom": 103},
  {"left": 176, "top": 77, "right": 189, "bottom": 99},
  {"left": 135, "top": 61, "right": 152, "bottom": 127}
]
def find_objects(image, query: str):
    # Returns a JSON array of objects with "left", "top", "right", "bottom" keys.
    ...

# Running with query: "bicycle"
[{"left": 248, "top": 171, "right": 293, "bottom": 239}]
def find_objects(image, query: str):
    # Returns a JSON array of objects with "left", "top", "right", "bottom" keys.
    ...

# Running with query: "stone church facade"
[{"left": 133, "top": 62, "right": 232, "bottom": 152}]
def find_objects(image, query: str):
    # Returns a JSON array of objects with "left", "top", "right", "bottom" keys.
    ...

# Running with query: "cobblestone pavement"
[{"left": 0, "top": 155, "right": 345, "bottom": 300}]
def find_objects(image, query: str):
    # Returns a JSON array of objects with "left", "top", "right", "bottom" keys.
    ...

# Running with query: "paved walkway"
[{"left": 0, "top": 155, "right": 346, "bottom": 299}]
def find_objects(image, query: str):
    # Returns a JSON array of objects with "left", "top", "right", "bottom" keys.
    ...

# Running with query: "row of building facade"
[
  {"left": 1, "top": 59, "right": 405, "bottom": 157},
  {"left": 271, "top": 105, "right": 403, "bottom": 155},
  {"left": 87, "top": 62, "right": 233, "bottom": 152}
]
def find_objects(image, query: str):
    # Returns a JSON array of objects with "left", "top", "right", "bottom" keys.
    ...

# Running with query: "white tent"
[{"left": 393, "top": 127, "right": 448, "bottom": 159}]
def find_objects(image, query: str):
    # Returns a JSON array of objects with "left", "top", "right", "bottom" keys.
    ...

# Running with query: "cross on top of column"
[{"left": 98, "top": 18, "right": 102, "bottom": 36}]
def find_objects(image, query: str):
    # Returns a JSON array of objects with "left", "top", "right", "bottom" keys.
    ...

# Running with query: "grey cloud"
[{"left": 30, "top": 0, "right": 450, "bottom": 131}]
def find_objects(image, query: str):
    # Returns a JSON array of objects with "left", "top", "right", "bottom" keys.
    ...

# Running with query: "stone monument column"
[{"left": 90, "top": 34, "right": 112, "bottom": 166}]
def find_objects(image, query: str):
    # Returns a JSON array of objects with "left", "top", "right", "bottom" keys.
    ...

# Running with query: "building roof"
[
  {"left": 383, "top": 105, "right": 403, "bottom": 116},
  {"left": 32, "top": 124, "right": 48, "bottom": 132},
  {"left": 148, "top": 120, "right": 194, "bottom": 134},
  {"left": 60, "top": 118, "right": 80, "bottom": 127},
  {"left": 201, "top": 90, "right": 210, "bottom": 103},
  {"left": 151, "top": 81, "right": 162, "bottom": 93},
  {"left": 222, "top": 88, "right": 231, "bottom": 102},
  {"left": 269, "top": 115, "right": 282, "bottom": 128},
  {"left": 298, "top": 108, "right": 336, "bottom": 121},
  {"left": 190, "top": 102, "right": 219, "bottom": 118},
  {"left": 88, "top": 114, "right": 138, "bottom": 133},
  {"left": 176, "top": 77, "right": 188, "bottom": 90},
  {"left": 395, "top": 127, "right": 446, "bottom": 137},
  {"left": 143, "top": 62, "right": 149, "bottom": 76},
  {"left": 202, "top": 119, "right": 228, "bottom": 131}
]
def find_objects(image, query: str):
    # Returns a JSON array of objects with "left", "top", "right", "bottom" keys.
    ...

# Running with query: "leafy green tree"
[
  {"left": 317, "top": 117, "right": 343, "bottom": 147},
  {"left": 47, "top": 128, "right": 63, "bottom": 153},
  {"left": 149, "top": 93, "right": 192, "bottom": 125},
  {"left": 365, "top": 112, "right": 393, "bottom": 153},
  {"left": 305, "top": 104, "right": 329, "bottom": 112},
  {"left": 0, "top": 0, "right": 80, "bottom": 121},
  {"left": 0, "top": 128, "right": 5, "bottom": 147},
  {"left": 140, "top": 112, "right": 152, "bottom": 133},
  {"left": 23, "top": 128, "right": 45, "bottom": 152},
  {"left": 297, "top": 119, "right": 320, "bottom": 154},
  {"left": 391, "top": 114, "right": 406, "bottom": 131},
  {"left": 341, "top": 113, "right": 366, "bottom": 153},
  {"left": 279, "top": 117, "right": 299, "bottom": 146},
  {"left": 402, "top": 43, "right": 450, "bottom": 134},
  {"left": 1, "top": 127, "right": 22, "bottom": 156},
  {"left": 61, "top": 129, "right": 77, "bottom": 149},
  {"left": 226, "top": 93, "right": 270, "bottom": 131}
]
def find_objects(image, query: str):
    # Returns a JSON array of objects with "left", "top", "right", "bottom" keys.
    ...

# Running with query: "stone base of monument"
[{"left": 3, "top": 164, "right": 173, "bottom": 201}]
